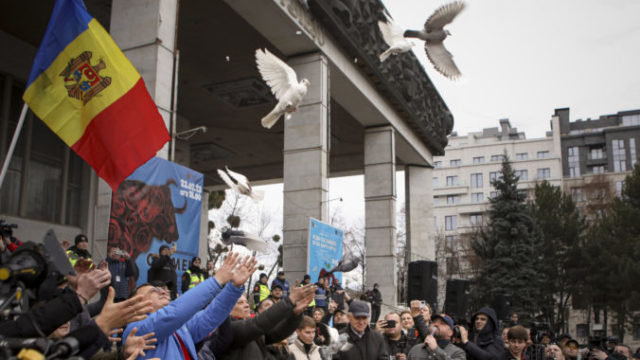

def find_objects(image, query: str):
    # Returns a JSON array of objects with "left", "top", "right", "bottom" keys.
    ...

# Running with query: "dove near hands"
[
  {"left": 217, "top": 166, "right": 264, "bottom": 202},
  {"left": 255, "top": 48, "right": 310, "bottom": 129},
  {"left": 402, "top": 1, "right": 466, "bottom": 80},
  {"left": 378, "top": 12, "right": 415, "bottom": 62}
]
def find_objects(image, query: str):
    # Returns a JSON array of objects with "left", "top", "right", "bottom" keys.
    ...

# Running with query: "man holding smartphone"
[
  {"left": 377, "top": 313, "right": 414, "bottom": 360},
  {"left": 107, "top": 246, "right": 135, "bottom": 302}
]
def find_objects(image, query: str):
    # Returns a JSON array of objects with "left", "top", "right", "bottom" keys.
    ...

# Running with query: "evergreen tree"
[
  {"left": 581, "top": 163, "right": 640, "bottom": 339},
  {"left": 471, "top": 155, "right": 545, "bottom": 319},
  {"left": 529, "top": 181, "right": 583, "bottom": 333}
]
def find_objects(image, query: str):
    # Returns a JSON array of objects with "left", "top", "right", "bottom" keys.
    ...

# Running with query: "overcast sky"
[
  {"left": 214, "top": 0, "right": 640, "bottom": 249},
  {"left": 384, "top": 0, "right": 640, "bottom": 138}
]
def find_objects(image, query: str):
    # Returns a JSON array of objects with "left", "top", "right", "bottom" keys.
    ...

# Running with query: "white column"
[
  {"left": 364, "top": 126, "right": 397, "bottom": 306},
  {"left": 282, "top": 53, "right": 329, "bottom": 283},
  {"left": 405, "top": 165, "right": 435, "bottom": 261}
]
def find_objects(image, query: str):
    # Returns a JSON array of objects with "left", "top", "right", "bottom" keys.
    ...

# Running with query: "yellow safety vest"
[
  {"left": 186, "top": 270, "right": 204, "bottom": 289},
  {"left": 66, "top": 249, "right": 92, "bottom": 267},
  {"left": 259, "top": 283, "right": 270, "bottom": 302}
]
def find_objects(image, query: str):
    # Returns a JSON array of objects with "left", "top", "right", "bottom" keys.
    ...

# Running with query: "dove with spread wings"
[
  {"left": 378, "top": 11, "right": 416, "bottom": 62},
  {"left": 378, "top": 1, "right": 465, "bottom": 80},
  {"left": 217, "top": 166, "right": 264, "bottom": 203},
  {"left": 255, "top": 48, "right": 310, "bottom": 129},
  {"left": 403, "top": 1, "right": 466, "bottom": 80}
]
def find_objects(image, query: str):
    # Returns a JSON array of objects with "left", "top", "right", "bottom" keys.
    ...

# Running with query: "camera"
[
  {"left": 0, "top": 221, "right": 17, "bottom": 237},
  {"left": 452, "top": 325, "right": 462, "bottom": 340},
  {"left": 384, "top": 320, "right": 396, "bottom": 328}
]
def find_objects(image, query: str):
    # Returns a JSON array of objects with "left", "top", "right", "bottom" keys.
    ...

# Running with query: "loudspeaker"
[
  {"left": 444, "top": 279, "right": 469, "bottom": 319},
  {"left": 491, "top": 294, "right": 510, "bottom": 321},
  {"left": 407, "top": 261, "right": 438, "bottom": 309}
]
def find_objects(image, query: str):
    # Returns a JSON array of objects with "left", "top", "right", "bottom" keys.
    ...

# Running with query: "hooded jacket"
[{"left": 461, "top": 307, "right": 505, "bottom": 360}]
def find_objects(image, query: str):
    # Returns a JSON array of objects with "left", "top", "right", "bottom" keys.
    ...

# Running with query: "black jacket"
[
  {"left": 462, "top": 307, "right": 505, "bottom": 360},
  {"left": 0, "top": 291, "right": 82, "bottom": 337},
  {"left": 213, "top": 297, "right": 303, "bottom": 360},
  {"left": 148, "top": 254, "right": 177, "bottom": 295},
  {"left": 334, "top": 324, "right": 389, "bottom": 360}
]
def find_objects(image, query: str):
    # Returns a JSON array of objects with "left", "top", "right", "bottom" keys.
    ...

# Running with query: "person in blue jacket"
[{"left": 122, "top": 252, "right": 257, "bottom": 359}]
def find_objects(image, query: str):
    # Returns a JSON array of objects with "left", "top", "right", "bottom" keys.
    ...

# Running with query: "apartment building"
[
  {"left": 555, "top": 107, "right": 640, "bottom": 345},
  {"left": 432, "top": 118, "right": 563, "bottom": 305}
]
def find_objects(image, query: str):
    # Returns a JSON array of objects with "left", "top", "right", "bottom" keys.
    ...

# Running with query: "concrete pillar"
[
  {"left": 405, "top": 165, "right": 435, "bottom": 261},
  {"left": 364, "top": 126, "right": 397, "bottom": 306},
  {"left": 88, "top": 1, "right": 178, "bottom": 245},
  {"left": 282, "top": 53, "right": 329, "bottom": 283},
  {"left": 110, "top": 0, "right": 177, "bottom": 160}
]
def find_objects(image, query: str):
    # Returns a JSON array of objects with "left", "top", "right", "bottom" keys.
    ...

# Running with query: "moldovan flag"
[{"left": 23, "top": 0, "right": 170, "bottom": 191}]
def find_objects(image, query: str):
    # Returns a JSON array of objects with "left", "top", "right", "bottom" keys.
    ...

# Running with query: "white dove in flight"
[
  {"left": 217, "top": 166, "right": 264, "bottom": 203},
  {"left": 220, "top": 228, "right": 269, "bottom": 254},
  {"left": 255, "top": 48, "right": 310, "bottom": 129},
  {"left": 378, "top": 12, "right": 415, "bottom": 62},
  {"left": 403, "top": 1, "right": 466, "bottom": 80}
]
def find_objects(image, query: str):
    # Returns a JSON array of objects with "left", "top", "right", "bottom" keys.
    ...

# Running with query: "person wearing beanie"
[
  {"left": 458, "top": 307, "right": 505, "bottom": 360},
  {"left": 271, "top": 270, "right": 290, "bottom": 297},
  {"left": 252, "top": 272, "right": 270, "bottom": 309},
  {"left": 182, "top": 257, "right": 206, "bottom": 293},
  {"left": 148, "top": 244, "right": 178, "bottom": 299},
  {"left": 66, "top": 234, "right": 92, "bottom": 267}
]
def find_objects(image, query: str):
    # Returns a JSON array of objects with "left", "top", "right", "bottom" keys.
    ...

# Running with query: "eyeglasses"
[
  {"left": 150, "top": 286, "right": 169, "bottom": 295},
  {"left": 565, "top": 344, "right": 578, "bottom": 350}
]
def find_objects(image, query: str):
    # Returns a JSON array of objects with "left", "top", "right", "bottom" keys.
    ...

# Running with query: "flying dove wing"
[
  {"left": 425, "top": 1, "right": 466, "bottom": 31},
  {"left": 249, "top": 189, "right": 265, "bottom": 203},
  {"left": 217, "top": 169, "right": 238, "bottom": 191},
  {"left": 425, "top": 42, "right": 461, "bottom": 80},
  {"left": 225, "top": 166, "right": 250, "bottom": 189},
  {"left": 223, "top": 229, "right": 269, "bottom": 253},
  {"left": 255, "top": 48, "right": 298, "bottom": 101},
  {"left": 378, "top": 12, "right": 405, "bottom": 46}
]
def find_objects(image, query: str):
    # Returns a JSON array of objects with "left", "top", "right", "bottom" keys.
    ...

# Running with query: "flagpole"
[{"left": 0, "top": 103, "right": 28, "bottom": 189}]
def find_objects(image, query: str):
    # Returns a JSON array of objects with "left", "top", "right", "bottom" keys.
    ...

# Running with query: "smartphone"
[
  {"left": 384, "top": 320, "right": 396, "bottom": 328},
  {"left": 420, "top": 301, "right": 426, "bottom": 309}
]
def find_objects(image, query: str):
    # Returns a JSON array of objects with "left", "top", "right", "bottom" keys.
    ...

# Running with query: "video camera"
[
  {"left": 0, "top": 221, "right": 17, "bottom": 238},
  {"left": 0, "top": 230, "right": 75, "bottom": 320}
]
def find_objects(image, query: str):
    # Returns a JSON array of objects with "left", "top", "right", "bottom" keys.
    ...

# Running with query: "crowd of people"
[{"left": 2, "top": 232, "right": 640, "bottom": 360}]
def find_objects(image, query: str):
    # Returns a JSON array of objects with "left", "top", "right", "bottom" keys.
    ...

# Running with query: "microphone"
[
  {"left": 47, "top": 324, "right": 100, "bottom": 359},
  {"left": 0, "top": 336, "right": 51, "bottom": 353},
  {"left": 429, "top": 325, "right": 439, "bottom": 336}
]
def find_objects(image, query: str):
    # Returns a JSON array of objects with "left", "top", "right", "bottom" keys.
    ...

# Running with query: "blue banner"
[
  {"left": 108, "top": 156, "right": 203, "bottom": 293},
  {"left": 307, "top": 218, "right": 344, "bottom": 284}
]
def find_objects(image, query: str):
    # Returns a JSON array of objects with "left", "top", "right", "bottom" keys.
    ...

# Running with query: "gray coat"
[{"left": 408, "top": 341, "right": 467, "bottom": 360}]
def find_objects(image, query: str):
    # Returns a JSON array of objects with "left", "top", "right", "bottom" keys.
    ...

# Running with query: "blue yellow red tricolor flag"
[{"left": 23, "top": 0, "right": 170, "bottom": 191}]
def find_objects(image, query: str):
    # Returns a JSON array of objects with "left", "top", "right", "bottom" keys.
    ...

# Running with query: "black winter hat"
[{"left": 75, "top": 234, "right": 88, "bottom": 245}]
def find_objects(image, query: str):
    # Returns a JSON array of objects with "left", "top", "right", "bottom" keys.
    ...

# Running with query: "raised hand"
[
  {"left": 290, "top": 284, "right": 316, "bottom": 305},
  {"left": 124, "top": 327, "right": 157, "bottom": 360},
  {"left": 214, "top": 252, "right": 240, "bottom": 285},
  {"left": 70, "top": 268, "right": 112, "bottom": 303},
  {"left": 293, "top": 294, "right": 314, "bottom": 315},
  {"left": 94, "top": 287, "right": 153, "bottom": 336},
  {"left": 230, "top": 256, "right": 258, "bottom": 287}
]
